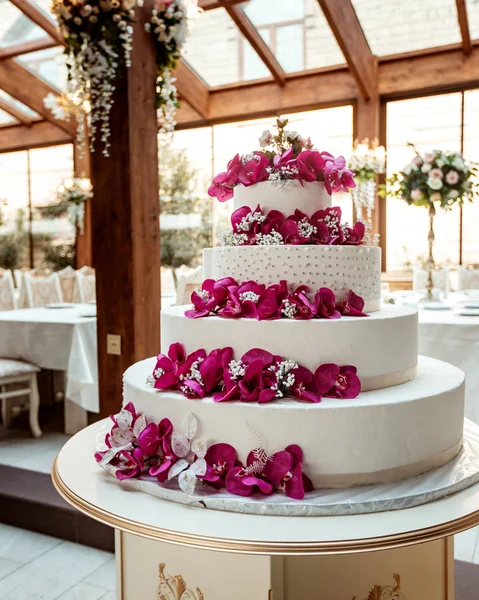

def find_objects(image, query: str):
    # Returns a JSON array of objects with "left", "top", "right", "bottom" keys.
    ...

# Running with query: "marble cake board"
[{"left": 54, "top": 418, "right": 479, "bottom": 599}]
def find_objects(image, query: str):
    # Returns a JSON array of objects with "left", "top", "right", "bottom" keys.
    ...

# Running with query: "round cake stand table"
[{"left": 53, "top": 420, "right": 479, "bottom": 600}]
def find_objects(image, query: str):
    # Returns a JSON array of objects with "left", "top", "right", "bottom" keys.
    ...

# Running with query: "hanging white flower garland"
[
  {"left": 348, "top": 138, "right": 386, "bottom": 225},
  {"left": 56, "top": 178, "right": 93, "bottom": 234}
]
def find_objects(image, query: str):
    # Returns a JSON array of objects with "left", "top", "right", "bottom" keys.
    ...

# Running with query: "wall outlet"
[{"left": 107, "top": 334, "right": 122, "bottom": 356}]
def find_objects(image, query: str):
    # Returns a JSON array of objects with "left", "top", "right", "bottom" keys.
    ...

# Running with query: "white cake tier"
[
  {"left": 233, "top": 180, "right": 331, "bottom": 216},
  {"left": 161, "top": 304, "right": 418, "bottom": 392},
  {"left": 203, "top": 245, "right": 382, "bottom": 312},
  {"left": 123, "top": 356, "right": 465, "bottom": 489}
]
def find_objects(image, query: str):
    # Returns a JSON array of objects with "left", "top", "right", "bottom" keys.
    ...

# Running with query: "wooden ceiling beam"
[
  {"left": 0, "top": 120, "right": 72, "bottom": 153},
  {"left": 8, "top": 0, "right": 64, "bottom": 44},
  {"left": 222, "top": 1, "right": 285, "bottom": 86},
  {"left": 174, "top": 60, "right": 209, "bottom": 119},
  {"left": 455, "top": 0, "right": 472, "bottom": 55},
  {"left": 316, "top": 0, "right": 376, "bottom": 100},
  {"left": 0, "top": 59, "right": 75, "bottom": 135},
  {"left": 0, "top": 97, "right": 34, "bottom": 125},
  {"left": 198, "top": 0, "right": 245, "bottom": 10},
  {"left": 0, "top": 37, "right": 59, "bottom": 60}
]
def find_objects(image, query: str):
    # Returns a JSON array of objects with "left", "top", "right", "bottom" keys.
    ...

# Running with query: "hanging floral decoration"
[
  {"left": 348, "top": 138, "right": 386, "bottom": 225},
  {"left": 49, "top": 0, "right": 140, "bottom": 157},
  {"left": 44, "top": 90, "right": 90, "bottom": 153},
  {"left": 145, "top": 0, "right": 198, "bottom": 134},
  {"left": 44, "top": 178, "right": 93, "bottom": 234}
]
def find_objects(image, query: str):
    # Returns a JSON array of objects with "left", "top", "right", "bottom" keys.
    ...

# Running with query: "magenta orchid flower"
[
  {"left": 184, "top": 279, "right": 217, "bottom": 318},
  {"left": 282, "top": 285, "right": 314, "bottom": 319},
  {"left": 311, "top": 207, "right": 343, "bottom": 244},
  {"left": 342, "top": 221, "right": 365, "bottom": 246},
  {"left": 261, "top": 209, "right": 284, "bottom": 236},
  {"left": 337, "top": 290, "right": 368, "bottom": 317},
  {"left": 313, "top": 287, "right": 341, "bottom": 319},
  {"left": 225, "top": 451, "right": 274, "bottom": 497},
  {"left": 238, "top": 152, "right": 270, "bottom": 186},
  {"left": 151, "top": 342, "right": 188, "bottom": 390},
  {"left": 314, "top": 363, "right": 361, "bottom": 399},
  {"left": 263, "top": 445, "right": 313, "bottom": 499},
  {"left": 323, "top": 156, "right": 356, "bottom": 194},
  {"left": 149, "top": 418, "right": 178, "bottom": 482},
  {"left": 198, "top": 443, "right": 238, "bottom": 490},
  {"left": 280, "top": 210, "right": 314, "bottom": 244},
  {"left": 296, "top": 150, "right": 326, "bottom": 183},
  {"left": 115, "top": 447, "right": 146, "bottom": 480},
  {"left": 207, "top": 154, "right": 242, "bottom": 202}
]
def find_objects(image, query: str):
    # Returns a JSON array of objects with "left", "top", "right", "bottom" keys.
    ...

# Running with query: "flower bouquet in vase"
[
  {"left": 348, "top": 138, "right": 386, "bottom": 226},
  {"left": 386, "top": 145, "right": 477, "bottom": 302}
]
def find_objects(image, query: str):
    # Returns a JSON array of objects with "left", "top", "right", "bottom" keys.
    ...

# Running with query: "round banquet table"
[
  {"left": 418, "top": 304, "right": 479, "bottom": 425},
  {"left": 53, "top": 420, "right": 479, "bottom": 600}
]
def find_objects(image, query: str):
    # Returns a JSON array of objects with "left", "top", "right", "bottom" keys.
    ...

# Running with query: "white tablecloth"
[{"left": 0, "top": 306, "right": 98, "bottom": 413}]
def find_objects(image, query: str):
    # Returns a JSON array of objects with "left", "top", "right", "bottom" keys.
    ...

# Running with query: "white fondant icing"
[
  {"left": 161, "top": 304, "right": 418, "bottom": 391},
  {"left": 123, "top": 356, "right": 465, "bottom": 488},
  {"left": 203, "top": 245, "right": 382, "bottom": 312},
  {"left": 233, "top": 180, "right": 331, "bottom": 217}
]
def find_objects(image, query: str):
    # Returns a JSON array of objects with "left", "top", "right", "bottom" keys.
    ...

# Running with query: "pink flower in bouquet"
[
  {"left": 258, "top": 130, "right": 272, "bottom": 148},
  {"left": 177, "top": 347, "right": 228, "bottom": 399},
  {"left": 336, "top": 290, "right": 368, "bottom": 317},
  {"left": 212, "top": 277, "right": 238, "bottom": 306},
  {"left": 424, "top": 152, "right": 435, "bottom": 164},
  {"left": 231, "top": 205, "right": 265, "bottom": 242},
  {"left": 261, "top": 209, "right": 285, "bottom": 237},
  {"left": 313, "top": 287, "right": 341, "bottom": 319},
  {"left": 445, "top": 170, "right": 459, "bottom": 185},
  {"left": 429, "top": 168, "right": 443, "bottom": 180},
  {"left": 256, "top": 281, "right": 288, "bottom": 320},
  {"left": 323, "top": 156, "right": 356, "bottom": 194},
  {"left": 273, "top": 147, "right": 300, "bottom": 179},
  {"left": 410, "top": 188, "right": 423, "bottom": 201},
  {"left": 314, "top": 364, "right": 361, "bottom": 399},
  {"left": 207, "top": 154, "right": 242, "bottom": 202},
  {"left": 185, "top": 279, "right": 217, "bottom": 318},
  {"left": 296, "top": 150, "right": 326, "bottom": 182},
  {"left": 148, "top": 418, "right": 178, "bottom": 482},
  {"left": 115, "top": 447, "right": 146, "bottom": 480},
  {"left": 198, "top": 443, "right": 238, "bottom": 490},
  {"left": 219, "top": 280, "right": 266, "bottom": 319},
  {"left": 151, "top": 342, "right": 188, "bottom": 390},
  {"left": 413, "top": 155, "right": 423, "bottom": 167},
  {"left": 342, "top": 221, "right": 365, "bottom": 246},
  {"left": 259, "top": 363, "right": 321, "bottom": 404},
  {"left": 282, "top": 285, "right": 314, "bottom": 320},
  {"left": 263, "top": 445, "right": 313, "bottom": 499},
  {"left": 225, "top": 452, "right": 274, "bottom": 497},
  {"left": 311, "top": 207, "right": 342, "bottom": 243},
  {"left": 238, "top": 152, "right": 270, "bottom": 186},
  {"left": 280, "top": 210, "right": 316, "bottom": 244}
]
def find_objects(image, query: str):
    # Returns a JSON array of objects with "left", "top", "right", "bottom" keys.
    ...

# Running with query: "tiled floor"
[{"left": 0, "top": 524, "right": 115, "bottom": 600}]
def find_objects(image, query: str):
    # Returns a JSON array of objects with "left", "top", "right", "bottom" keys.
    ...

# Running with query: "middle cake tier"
[{"left": 161, "top": 305, "right": 418, "bottom": 392}]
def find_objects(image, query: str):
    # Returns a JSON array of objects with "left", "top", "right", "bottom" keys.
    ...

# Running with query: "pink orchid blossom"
[
  {"left": 282, "top": 285, "right": 314, "bottom": 320},
  {"left": 263, "top": 445, "right": 313, "bottom": 499},
  {"left": 296, "top": 150, "right": 326, "bottom": 183},
  {"left": 115, "top": 447, "right": 146, "bottom": 480},
  {"left": 185, "top": 279, "right": 217, "bottom": 318},
  {"left": 323, "top": 156, "right": 356, "bottom": 194},
  {"left": 149, "top": 418, "right": 179, "bottom": 482},
  {"left": 313, "top": 287, "right": 341, "bottom": 319},
  {"left": 342, "top": 221, "right": 365, "bottom": 246},
  {"left": 238, "top": 152, "right": 270, "bottom": 186},
  {"left": 311, "top": 206, "right": 343, "bottom": 243},
  {"left": 207, "top": 154, "right": 242, "bottom": 202},
  {"left": 199, "top": 443, "right": 238, "bottom": 490},
  {"left": 151, "top": 342, "right": 188, "bottom": 390},
  {"left": 336, "top": 290, "right": 368, "bottom": 317},
  {"left": 225, "top": 452, "right": 274, "bottom": 497},
  {"left": 314, "top": 363, "right": 361, "bottom": 399}
]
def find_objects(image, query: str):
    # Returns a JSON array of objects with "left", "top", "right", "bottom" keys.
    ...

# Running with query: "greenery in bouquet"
[
  {"left": 146, "top": 0, "right": 197, "bottom": 134},
  {"left": 50, "top": 0, "right": 139, "bottom": 156},
  {"left": 39, "top": 178, "right": 93, "bottom": 235},
  {"left": 384, "top": 144, "right": 477, "bottom": 213}
]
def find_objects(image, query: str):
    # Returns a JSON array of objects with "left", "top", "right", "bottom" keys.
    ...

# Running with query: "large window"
[{"left": 385, "top": 91, "right": 479, "bottom": 271}]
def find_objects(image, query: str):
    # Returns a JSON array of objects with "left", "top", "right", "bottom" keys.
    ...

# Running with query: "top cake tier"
[{"left": 233, "top": 180, "right": 331, "bottom": 217}]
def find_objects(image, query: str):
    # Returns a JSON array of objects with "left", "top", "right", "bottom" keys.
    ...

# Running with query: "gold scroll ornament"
[
  {"left": 353, "top": 574, "right": 404, "bottom": 600},
  {"left": 158, "top": 563, "right": 204, "bottom": 600}
]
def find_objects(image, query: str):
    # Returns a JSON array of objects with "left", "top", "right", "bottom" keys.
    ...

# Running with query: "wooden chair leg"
[
  {"left": 0, "top": 385, "right": 11, "bottom": 429},
  {"left": 29, "top": 374, "right": 42, "bottom": 438}
]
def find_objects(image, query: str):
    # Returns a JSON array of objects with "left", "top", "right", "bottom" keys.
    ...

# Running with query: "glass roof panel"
[
  {"left": 0, "top": 0, "right": 48, "bottom": 47},
  {"left": 466, "top": 0, "right": 479, "bottom": 39},
  {"left": 183, "top": 7, "right": 270, "bottom": 86},
  {"left": 242, "top": 0, "right": 345, "bottom": 72},
  {"left": 0, "top": 108, "right": 16, "bottom": 125},
  {"left": 16, "top": 46, "right": 67, "bottom": 90},
  {"left": 351, "top": 0, "right": 461, "bottom": 55},
  {"left": 0, "top": 90, "right": 40, "bottom": 119}
]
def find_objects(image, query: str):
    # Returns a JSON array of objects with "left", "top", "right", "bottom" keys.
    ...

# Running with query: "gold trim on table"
[
  {"left": 52, "top": 456, "right": 479, "bottom": 556},
  {"left": 158, "top": 563, "right": 204, "bottom": 600},
  {"left": 353, "top": 574, "right": 404, "bottom": 600}
]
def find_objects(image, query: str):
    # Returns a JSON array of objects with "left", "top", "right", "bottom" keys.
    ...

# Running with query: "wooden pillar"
[
  {"left": 354, "top": 91, "right": 387, "bottom": 272},
  {"left": 90, "top": 0, "right": 161, "bottom": 418},
  {"left": 73, "top": 142, "right": 92, "bottom": 268}
]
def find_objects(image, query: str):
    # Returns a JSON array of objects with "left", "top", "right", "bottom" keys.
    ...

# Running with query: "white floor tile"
[
  {"left": 99, "top": 592, "right": 116, "bottom": 600},
  {"left": 83, "top": 558, "right": 116, "bottom": 591},
  {"left": 0, "top": 429, "right": 70, "bottom": 474},
  {"left": 0, "top": 557, "right": 22, "bottom": 579},
  {"left": 455, "top": 526, "right": 479, "bottom": 562},
  {"left": 0, "top": 539, "right": 113, "bottom": 600},
  {"left": 54, "top": 582, "right": 107, "bottom": 600},
  {"left": 0, "top": 524, "right": 61, "bottom": 564}
]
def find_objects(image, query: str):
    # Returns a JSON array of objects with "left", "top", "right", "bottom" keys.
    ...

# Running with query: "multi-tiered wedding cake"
[{"left": 97, "top": 121, "right": 465, "bottom": 504}]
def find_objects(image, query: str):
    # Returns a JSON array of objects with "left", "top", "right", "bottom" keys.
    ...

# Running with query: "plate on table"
[
  {"left": 422, "top": 304, "right": 451, "bottom": 311},
  {"left": 77, "top": 308, "right": 97, "bottom": 318},
  {"left": 457, "top": 309, "right": 479, "bottom": 317},
  {"left": 45, "top": 303, "right": 74, "bottom": 309},
  {"left": 463, "top": 290, "right": 479, "bottom": 297},
  {"left": 462, "top": 303, "right": 479, "bottom": 310}
]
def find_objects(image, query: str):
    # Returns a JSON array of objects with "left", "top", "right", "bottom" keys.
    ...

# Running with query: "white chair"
[
  {"left": 412, "top": 266, "right": 450, "bottom": 298},
  {"left": 73, "top": 266, "right": 96, "bottom": 304},
  {"left": 0, "top": 358, "right": 42, "bottom": 438},
  {"left": 19, "top": 268, "right": 63, "bottom": 308},
  {"left": 175, "top": 265, "right": 203, "bottom": 306},
  {"left": 458, "top": 265, "right": 479, "bottom": 291},
  {"left": 57, "top": 266, "right": 77, "bottom": 303},
  {"left": 0, "top": 269, "right": 17, "bottom": 311},
  {"left": 13, "top": 267, "right": 30, "bottom": 290}
]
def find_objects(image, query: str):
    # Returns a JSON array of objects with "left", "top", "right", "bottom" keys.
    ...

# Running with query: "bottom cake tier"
[{"left": 123, "top": 355, "right": 465, "bottom": 489}]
